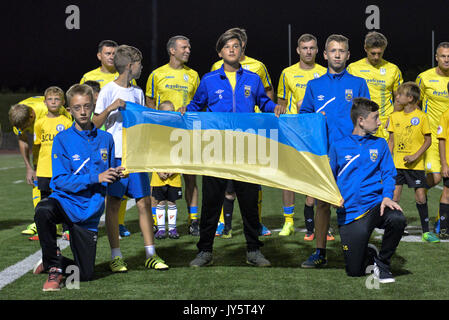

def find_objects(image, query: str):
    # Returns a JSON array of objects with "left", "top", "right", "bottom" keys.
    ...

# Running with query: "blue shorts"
[{"left": 107, "top": 159, "right": 151, "bottom": 199}]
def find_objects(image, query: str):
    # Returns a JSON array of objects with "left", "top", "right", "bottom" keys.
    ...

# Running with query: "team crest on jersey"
[
  {"left": 56, "top": 124, "right": 65, "bottom": 132},
  {"left": 244, "top": 85, "right": 251, "bottom": 97},
  {"left": 380, "top": 68, "right": 386, "bottom": 75},
  {"left": 242, "top": 65, "right": 250, "bottom": 70},
  {"left": 345, "top": 89, "right": 353, "bottom": 102},
  {"left": 369, "top": 149, "right": 378, "bottom": 162},
  {"left": 313, "top": 73, "right": 320, "bottom": 79},
  {"left": 100, "top": 148, "right": 108, "bottom": 162},
  {"left": 410, "top": 117, "right": 420, "bottom": 126},
  {"left": 183, "top": 74, "right": 189, "bottom": 82}
]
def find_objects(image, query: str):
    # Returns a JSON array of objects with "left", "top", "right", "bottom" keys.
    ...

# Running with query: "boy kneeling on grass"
[
  {"left": 329, "top": 97, "right": 406, "bottom": 283},
  {"left": 33, "top": 84, "right": 124, "bottom": 291}
]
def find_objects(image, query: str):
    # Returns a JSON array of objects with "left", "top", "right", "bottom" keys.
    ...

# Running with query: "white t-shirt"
[{"left": 95, "top": 81, "right": 145, "bottom": 158}]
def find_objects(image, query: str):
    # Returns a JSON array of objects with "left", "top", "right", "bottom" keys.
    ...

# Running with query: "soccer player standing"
[
  {"left": 299, "top": 34, "right": 370, "bottom": 268},
  {"left": 145, "top": 35, "right": 201, "bottom": 235},
  {"left": 277, "top": 33, "right": 327, "bottom": 239},
  {"left": 347, "top": 31, "right": 403, "bottom": 140},
  {"left": 416, "top": 42, "right": 449, "bottom": 188}
]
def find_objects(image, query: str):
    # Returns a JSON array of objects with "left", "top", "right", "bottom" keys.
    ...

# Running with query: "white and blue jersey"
[
  {"left": 50, "top": 125, "right": 115, "bottom": 231},
  {"left": 186, "top": 65, "right": 276, "bottom": 113},
  {"left": 329, "top": 134, "right": 396, "bottom": 226},
  {"left": 300, "top": 70, "right": 370, "bottom": 147}
]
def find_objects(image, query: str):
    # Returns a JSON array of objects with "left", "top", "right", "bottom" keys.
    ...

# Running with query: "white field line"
[{"left": 0, "top": 199, "right": 136, "bottom": 290}]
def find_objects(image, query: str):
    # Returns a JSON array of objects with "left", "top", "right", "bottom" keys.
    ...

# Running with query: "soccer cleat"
[
  {"left": 189, "top": 219, "right": 200, "bottom": 236},
  {"left": 259, "top": 223, "right": 272, "bottom": 236},
  {"left": 190, "top": 251, "right": 213, "bottom": 267},
  {"left": 42, "top": 267, "right": 63, "bottom": 291},
  {"left": 304, "top": 231, "right": 315, "bottom": 241},
  {"left": 438, "top": 229, "right": 449, "bottom": 240},
  {"left": 279, "top": 221, "right": 295, "bottom": 236},
  {"left": 422, "top": 232, "right": 440, "bottom": 243},
  {"left": 215, "top": 222, "right": 225, "bottom": 237},
  {"left": 301, "top": 251, "right": 327, "bottom": 268},
  {"left": 168, "top": 228, "right": 180, "bottom": 239},
  {"left": 33, "top": 259, "right": 45, "bottom": 274},
  {"left": 110, "top": 256, "right": 128, "bottom": 273},
  {"left": 145, "top": 255, "right": 169, "bottom": 270},
  {"left": 155, "top": 229, "right": 167, "bottom": 239},
  {"left": 28, "top": 235, "right": 40, "bottom": 241},
  {"left": 246, "top": 250, "right": 271, "bottom": 267},
  {"left": 222, "top": 226, "right": 232, "bottom": 239},
  {"left": 326, "top": 230, "right": 335, "bottom": 241},
  {"left": 119, "top": 224, "right": 131, "bottom": 237},
  {"left": 22, "top": 222, "right": 37, "bottom": 235},
  {"left": 373, "top": 262, "right": 395, "bottom": 283}
]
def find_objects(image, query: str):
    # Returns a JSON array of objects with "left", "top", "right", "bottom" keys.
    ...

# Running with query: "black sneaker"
[
  {"left": 190, "top": 251, "right": 213, "bottom": 267},
  {"left": 373, "top": 261, "right": 395, "bottom": 283},
  {"left": 189, "top": 220, "right": 200, "bottom": 236},
  {"left": 246, "top": 250, "right": 271, "bottom": 267},
  {"left": 364, "top": 243, "right": 379, "bottom": 274}
]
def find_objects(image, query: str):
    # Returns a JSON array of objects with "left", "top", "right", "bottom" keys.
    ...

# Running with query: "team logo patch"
[
  {"left": 244, "top": 85, "right": 251, "bottom": 97},
  {"left": 100, "top": 148, "right": 108, "bottom": 161},
  {"left": 56, "top": 124, "right": 65, "bottom": 132},
  {"left": 243, "top": 65, "right": 250, "bottom": 70},
  {"left": 345, "top": 89, "right": 353, "bottom": 102},
  {"left": 410, "top": 117, "right": 420, "bottom": 126},
  {"left": 215, "top": 89, "right": 224, "bottom": 99},
  {"left": 318, "top": 95, "right": 325, "bottom": 101},
  {"left": 437, "top": 125, "right": 443, "bottom": 135},
  {"left": 183, "top": 74, "right": 189, "bottom": 82},
  {"left": 72, "top": 154, "right": 80, "bottom": 161},
  {"left": 369, "top": 149, "right": 378, "bottom": 162},
  {"left": 313, "top": 72, "right": 320, "bottom": 79},
  {"left": 380, "top": 68, "right": 386, "bottom": 75}
]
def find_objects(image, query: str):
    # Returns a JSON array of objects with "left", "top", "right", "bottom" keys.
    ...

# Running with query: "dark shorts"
[
  {"left": 37, "top": 177, "right": 52, "bottom": 199},
  {"left": 152, "top": 185, "right": 182, "bottom": 202},
  {"left": 395, "top": 169, "right": 427, "bottom": 188},
  {"left": 443, "top": 177, "right": 449, "bottom": 188}
]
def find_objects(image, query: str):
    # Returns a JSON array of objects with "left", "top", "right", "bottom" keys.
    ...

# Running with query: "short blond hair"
[
  {"left": 44, "top": 86, "right": 65, "bottom": 104},
  {"left": 8, "top": 104, "right": 32, "bottom": 129},
  {"left": 364, "top": 31, "right": 388, "bottom": 49},
  {"left": 297, "top": 33, "right": 317, "bottom": 47},
  {"left": 114, "top": 45, "right": 143, "bottom": 74},
  {"left": 66, "top": 84, "right": 94, "bottom": 107},
  {"left": 397, "top": 81, "right": 421, "bottom": 104},
  {"left": 325, "top": 34, "right": 349, "bottom": 50}
]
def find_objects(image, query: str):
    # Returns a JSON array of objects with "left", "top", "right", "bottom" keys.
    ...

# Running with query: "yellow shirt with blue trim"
[
  {"left": 34, "top": 115, "right": 73, "bottom": 178},
  {"left": 211, "top": 56, "right": 272, "bottom": 89},
  {"left": 151, "top": 172, "right": 182, "bottom": 187},
  {"left": 387, "top": 108, "right": 431, "bottom": 170},
  {"left": 13, "top": 96, "right": 71, "bottom": 136},
  {"left": 277, "top": 63, "right": 327, "bottom": 114},
  {"left": 347, "top": 58, "right": 402, "bottom": 118},
  {"left": 145, "top": 64, "right": 200, "bottom": 111},
  {"left": 437, "top": 108, "right": 449, "bottom": 165}
]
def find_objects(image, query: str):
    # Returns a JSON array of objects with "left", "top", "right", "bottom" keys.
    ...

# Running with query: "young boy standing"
[
  {"left": 387, "top": 82, "right": 438, "bottom": 242},
  {"left": 329, "top": 97, "right": 406, "bottom": 283},
  {"left": 34, "top": 84, "right": 122, "bottom": 291},
  {"left": 152, "top": 101, "right": 182, "bottom": 240},
  {"left": 93, "top": 45, "right": 168, "bottom": 272}
]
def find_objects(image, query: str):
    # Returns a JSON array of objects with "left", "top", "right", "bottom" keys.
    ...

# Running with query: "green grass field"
[{"left": 0, "top": 153, "right": 448, "bottom": 301}]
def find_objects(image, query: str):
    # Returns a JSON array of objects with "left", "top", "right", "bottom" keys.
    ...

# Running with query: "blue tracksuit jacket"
[
  {"left": 49, "top": 125, "right": 115, "bottom": 231},
  {"left": 329, "top": 134, "right": 397, "bottom": 225},
  {"left": 300, "top": 69, "right": 370, "bottom": 147},
  {"left": 186, "top": 65, "right": 276, "bottom": 113}
]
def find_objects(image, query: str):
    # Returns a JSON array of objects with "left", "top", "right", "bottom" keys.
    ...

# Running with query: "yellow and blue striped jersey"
[
  {"left": 80, "top": 67, "right": 136, "bottom": 88},
  {"left": 347, "top": 58, "right": 402, "bottom": 118},
  {"left": 211, "top": 56, "right": 272, "bottom": 89},
  {"left": 145, "top": 64, "right": 200, "bottom": 111},
  {"left": 277, "top": 63, "right": 327, "bottom": 114}
]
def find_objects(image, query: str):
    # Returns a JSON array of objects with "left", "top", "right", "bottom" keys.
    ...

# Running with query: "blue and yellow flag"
[{"left": 121, "top": 102, "right": 342, "bottom": 205}]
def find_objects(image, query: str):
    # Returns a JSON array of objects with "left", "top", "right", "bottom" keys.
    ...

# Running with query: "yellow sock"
[
  {"left": 219, "top": 209, "right": 225, "bottom": 224},
  {"left": 32, "top": 186, "right": 41, "bottom": 208}
]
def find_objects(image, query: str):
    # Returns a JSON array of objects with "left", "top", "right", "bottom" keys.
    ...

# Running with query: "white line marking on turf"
[
  {"left": 0, "top": 165, "right": 25, "bottom": 171},
  {"left": 12, "top": 180, "right": 24, "bottom": 184},
  {"left": 0, "top": 199, "right": 136, "bottom": 290}
]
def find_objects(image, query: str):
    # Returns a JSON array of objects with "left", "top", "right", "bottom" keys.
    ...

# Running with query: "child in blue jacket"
[{"left": 329, "top": 97, "right": 406, "bottom": 283}]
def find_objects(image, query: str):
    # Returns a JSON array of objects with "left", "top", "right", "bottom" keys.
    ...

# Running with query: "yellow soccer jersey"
[
  {"left": 211, "top": 56, "right": 273, "bottom": 89},
  {"left": 347, "top": 58, "right": 402, "bottom": 118},
  {"left": 388, "top": 109, "right": 431, "bottom": 170},
  {"left": 145, "top": 64, "right": 200, "bottom": 111},
  {"left": 80, "top": 67, "right": 136, "bottom": 88},
  {"left": 151, "top": 172, "right": 182, "bottom": 187},
  {"left": 437, "top": 108, "right": 449, "bottom": 166},
  {"left": 34, "top": 115, "right": 73, "bottom": 177},
  {"left": 277, "top": 63, "right": 327, "bottom": 114},
  {"left": 13, "top": 96, "right": 71, "bottom": 136}
]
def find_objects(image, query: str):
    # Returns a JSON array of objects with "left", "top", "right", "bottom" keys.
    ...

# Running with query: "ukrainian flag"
[{"left": 121, "top": 102, "right": 342, "bottom": 205}]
